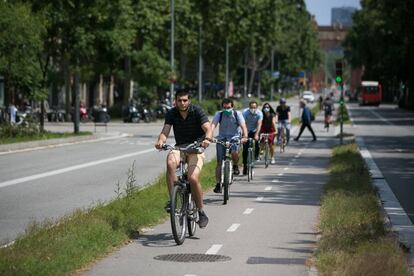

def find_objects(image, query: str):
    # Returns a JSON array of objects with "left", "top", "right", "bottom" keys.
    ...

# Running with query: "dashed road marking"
[
  {"left": 277, "top": 173, "right": 284, "bottom": 176},
  {"left": 206, "top": 244, "right": 222, "bottom": 255},
  {"left": 243, "top": 208, "right": 254, "bottom": 215},
  {"left": 272, "top": 179, "right": 279, "bottom": 183},
  {"left": 283, "top": 167, "right": 289, "bottom": 171},
  {"left": 265, "top": 186, "right": 272, "bottom": 191},
  {"left": 227, "top": 223, "right": 240, "bottom": 232},
  {"left": 256, "top": 196, "right": 264, "bottom": 201}
]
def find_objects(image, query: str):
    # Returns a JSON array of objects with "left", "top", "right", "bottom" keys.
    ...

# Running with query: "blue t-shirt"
[
  {"left": 242, "top": 108, "right": 263, "bottom": 132},
  {"left": 212, "top": 110, "right": 245, "bottom": 139}
]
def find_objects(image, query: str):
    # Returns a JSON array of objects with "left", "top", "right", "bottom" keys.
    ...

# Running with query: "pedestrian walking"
[{"left": 294, "top": 100, "right": 317, "bottom": 141}]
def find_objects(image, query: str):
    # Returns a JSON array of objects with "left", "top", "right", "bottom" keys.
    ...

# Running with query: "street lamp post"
[{"left": 170, "top": 0, "right": 175, "bottom": 105}]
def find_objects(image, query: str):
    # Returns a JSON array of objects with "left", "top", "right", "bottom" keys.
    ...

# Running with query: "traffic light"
[{"left": 335, "top": 60, "right": 343, "bottom": 84}]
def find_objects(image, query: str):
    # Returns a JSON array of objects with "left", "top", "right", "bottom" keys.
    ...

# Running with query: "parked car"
[{"left": 302, "top": 91, "right": 315, "bottom": 103}]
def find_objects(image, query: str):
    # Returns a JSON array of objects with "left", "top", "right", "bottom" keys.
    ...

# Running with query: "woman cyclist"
[{"left": 259, "top": 103, "right": 277, "bottom": 164}]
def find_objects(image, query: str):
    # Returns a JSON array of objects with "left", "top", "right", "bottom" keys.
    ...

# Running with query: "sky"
[{"left": 305, "top": 0, "right": 361, "bottom": 25}]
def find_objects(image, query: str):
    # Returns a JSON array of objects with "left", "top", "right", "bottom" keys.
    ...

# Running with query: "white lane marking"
[
  {"left": 243, "top": 208, "right": 254, "bottom": 215},
  {"left": 206, "top": 244, "right": 222, "bottom": 255},
  {"left": 0, "top": 148, "right": 155, "bottom": 189},
  {"left": 284, "top": 167, "right": 289, "bottom": 171},
  {"left": 265, "top": 186, "right": 272, "bottom": 191},
  {"left": 272, "top": 179, "right": 279, "bottom": 183},
  {"left": 256, "top": 196, "right": 264, "bottom": 201},
  {"left": 295, "top": 154, "right": 300, "bottom": 158},
  {"left": 184, "top": 274, "right": 196, "bottom": 276},
  {"left": 346, "top": 104, "right": 357, "bottom": 126},
  {"left": 227, "top": 223, "right": 240, "bottom": 232},
  {"left": 277, "top": 173, "right": 284, "bottom": 176},
  {"left": 370, "top": 109, "right": 393, "bottom": 125}
]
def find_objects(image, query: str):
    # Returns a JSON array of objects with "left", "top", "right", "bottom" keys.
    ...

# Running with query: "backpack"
[{"left": 219, "top": 110, "right": 239, "bottom": 126}]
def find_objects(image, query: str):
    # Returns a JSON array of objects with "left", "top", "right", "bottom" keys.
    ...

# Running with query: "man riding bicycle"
[
  {"left": 155, "top": 90, "right": 213, "bottom": 228},
  {"left": 211, "top": 98, "right": 248, "bottom": 193},
  {"left": 275, "top": 98, "right": 291, "bottom": 145},
  {"left": 242, "top": 101, "right": 263, "bottom": 175}
]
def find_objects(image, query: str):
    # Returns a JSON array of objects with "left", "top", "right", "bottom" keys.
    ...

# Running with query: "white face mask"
[{"left": 249, "top": 108, "right": 256, "bottom": 114}]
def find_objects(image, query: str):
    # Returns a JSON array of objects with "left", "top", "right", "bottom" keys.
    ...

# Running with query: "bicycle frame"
[
  {"left": 214, "top": 138, "right": 240, "bottom": 204},
  {"left": 161, "top": 142, "right": 202, "bottom": 244}
]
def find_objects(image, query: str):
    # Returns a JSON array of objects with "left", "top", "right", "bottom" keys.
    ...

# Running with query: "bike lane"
[{"left": 84, "top": 112, "right": 334, "bottom": 276}]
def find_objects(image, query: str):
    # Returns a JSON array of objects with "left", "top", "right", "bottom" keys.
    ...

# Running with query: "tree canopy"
[
  {"left": 0, "top": 0, "right": 321, "bottom": 105},
  {"left": 344, "top": 0, "right": 414, "bottom": 106}
]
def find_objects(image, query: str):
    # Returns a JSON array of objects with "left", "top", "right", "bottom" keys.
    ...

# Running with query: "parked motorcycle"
[
  {"left": 47, "top": 107, "right": 66, "bottom": 122},
  {"left": 123, "top": 104, "right": 141, "bottom": 123}
]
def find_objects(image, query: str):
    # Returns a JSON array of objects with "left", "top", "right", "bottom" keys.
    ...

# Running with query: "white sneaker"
[{"left": 271, "top": 158, "right": 275, "bottom": 164}]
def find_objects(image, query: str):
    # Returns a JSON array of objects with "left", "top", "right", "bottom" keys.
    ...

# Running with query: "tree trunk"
[
  {"left": 64, "top": 56, "right": 71, "bottom": 121},
  {"left": 123, "top": 56, "right": 132, "bottom": 105}
]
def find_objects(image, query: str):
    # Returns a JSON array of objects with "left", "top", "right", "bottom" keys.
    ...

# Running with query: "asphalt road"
[{"left": 346, "top": 103, "right": 414, "bottom": 223}]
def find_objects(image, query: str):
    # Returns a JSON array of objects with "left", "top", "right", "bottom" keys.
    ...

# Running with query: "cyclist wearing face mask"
[
  {"left": 211, "top": 98, "right": 248, "bottom": 193},
  {"left": 241, "top": 101, "right": 263, "bottom": 175},
  {"left": 260, "top": 102, "right": 277, "bottom": 164}
]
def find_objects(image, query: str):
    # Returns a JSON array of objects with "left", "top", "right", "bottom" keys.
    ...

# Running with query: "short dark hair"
[
  {"left": 175, "top": 89, "right": 191, "bottom": 99},
  {"left": 249, "top": 101, "right": 258, "bottom": 107},
  {"left": 221, "top": 98, "right": 234, "bottom": 107}
]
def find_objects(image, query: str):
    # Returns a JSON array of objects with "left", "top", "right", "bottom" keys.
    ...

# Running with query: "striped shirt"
[{"left": 165, "top": 105, "right": 209, "bottom": 146}]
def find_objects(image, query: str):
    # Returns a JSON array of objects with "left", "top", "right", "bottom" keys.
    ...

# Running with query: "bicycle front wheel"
[
  {"left": 187, "top": 192, "right": 197, "bottom": 237},
  {"left": 247, "top": 148, "right": 253, "bottom": 182},
  {"left": 223, "top": 161, "right": 231, "bottom": 205},
  {"left": 170, "top": 183, "right": 187, "bottom": 245},
  {"left": 264, "top": 143, "right": 270, "bottom": 168}
]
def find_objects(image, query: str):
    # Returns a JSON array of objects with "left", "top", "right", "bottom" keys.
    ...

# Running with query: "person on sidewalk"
[
  {"left": 242, "top": 101, "right": 263, "bottom": 175},
  {"left": 155, "top": 89, "right": 212, "bottom": 228},
  {"left": 294, "top": 100, "right": 317, "bottom": 142},
  {"left": 211, "top": 98, "right": 248, "bottom": 193},
  {"left": 259, "top": 103, "right": 277, "bottom": 164},
  {"left": 275, "top": 98, "right": 291, "bottom": 145}
]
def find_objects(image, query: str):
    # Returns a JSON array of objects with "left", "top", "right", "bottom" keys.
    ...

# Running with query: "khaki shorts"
[{"left": 169, "top": 150, "right": 205, "bottom": 171}]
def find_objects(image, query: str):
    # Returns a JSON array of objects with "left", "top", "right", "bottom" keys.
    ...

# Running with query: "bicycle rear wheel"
[
  {"left": 170, "top": 183, "right": 187, "bottom": 245},
  {"left": 187, "top": 192, "right": 197, "bottom": 237},
  {"left": 223, "top": 161, "right": 231, "bottom": 205}
]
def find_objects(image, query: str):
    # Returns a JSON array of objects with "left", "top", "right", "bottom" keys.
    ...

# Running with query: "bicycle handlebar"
[
  {"left": 161, "top": 141, "right": 205, "bottom": 154},
  {"left": 212, "top": 138, "right": 241, "bottom": 148}
]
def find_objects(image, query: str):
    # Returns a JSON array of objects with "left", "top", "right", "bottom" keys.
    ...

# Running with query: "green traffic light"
[{"left": 335, "top": 75, "right": 342, "bottom": 83}]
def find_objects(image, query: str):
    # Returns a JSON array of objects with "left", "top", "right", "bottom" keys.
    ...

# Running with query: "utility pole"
[
  {"left": 198, "top": 24, "right": 203, "bottom": 102},
  {"left": 270, "top": 48, "right": 274, "bottom": 101},
  {"left": 225, "top": 39, "right": 229, "bottom": 98},
  {"left": 244, "top": 52, "right": 248, "bottom": 99},
  {"left": 170, "top": 0, "right": 175, "bottom": 105}
]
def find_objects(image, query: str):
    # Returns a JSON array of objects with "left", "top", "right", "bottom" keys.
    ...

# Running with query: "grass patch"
[
  {"left": 0, "top": 160, "right": 217, "bottom": 275},
  {"left": 315, "top": 143, "right": 410, "bottom": 276}
]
